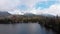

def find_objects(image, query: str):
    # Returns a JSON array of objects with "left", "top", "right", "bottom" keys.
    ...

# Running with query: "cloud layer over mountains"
[{"left": 0, "top": 0, "right": 60, "bottom": 16}]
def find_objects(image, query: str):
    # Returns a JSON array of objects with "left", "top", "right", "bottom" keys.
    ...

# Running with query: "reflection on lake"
[{"left": 0, "top": 23, "right": 56, "bottom": 34}]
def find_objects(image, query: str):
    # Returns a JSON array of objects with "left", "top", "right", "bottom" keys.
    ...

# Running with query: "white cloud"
[
  {"left": 0, "top": 0, "right": 20, "bottom": 11},
  {"left": 30, "top": 4, "right": 60, "bottom": 16},
  {"left": 0, "top": 0, "right": 49, "bottom": 11},
  {"left": 9, "top": 9, "right": 24, "bottom": 15},
  {"left": 20, "top": 0, "right": 47, "bottom": 8},
  {"left": 46, "top": 4, "right": 60, "bottom": 16},
  {"left": 0, "top": 0, "right": 60, "bottom": 16},
  {"left": 9, "top": 4, "right": 60, "bottom": 16}
]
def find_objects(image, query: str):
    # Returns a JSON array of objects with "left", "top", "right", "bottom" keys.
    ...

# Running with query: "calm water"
[{"left": 0, "top": 23, "right": 56, "bottom": 34}]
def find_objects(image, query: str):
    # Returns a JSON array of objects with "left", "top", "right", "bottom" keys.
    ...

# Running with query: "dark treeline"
[{"left": 0, "top": 15, "right": 60, "bottom": 33}]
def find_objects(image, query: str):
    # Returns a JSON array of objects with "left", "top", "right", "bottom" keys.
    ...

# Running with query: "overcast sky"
[{"left": 0, "top": 0, "right": 60, "bottom": 16}]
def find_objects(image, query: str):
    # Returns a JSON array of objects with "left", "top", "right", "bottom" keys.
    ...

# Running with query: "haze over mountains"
[
  {"left": 0, "top": 11, "right": 11, "bottom": 16},
  {"left": 0, "top": 11, "right": 55, "bottom": 17}
]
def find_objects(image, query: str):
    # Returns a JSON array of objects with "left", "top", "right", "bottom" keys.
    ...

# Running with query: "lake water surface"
[{"left": 0, "top": 23, "right": 56, "bottom": 34}]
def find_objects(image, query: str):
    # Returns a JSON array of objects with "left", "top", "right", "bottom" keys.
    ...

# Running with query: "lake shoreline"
[{"left": 0, "top": 15, "right": 60, "bottom": 34}]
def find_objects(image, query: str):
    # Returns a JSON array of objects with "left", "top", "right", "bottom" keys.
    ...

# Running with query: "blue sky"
[
  {"left": 0, "top": 0, "right": 60, "bottom": 16},
  {"left": 17, "top": 0, "right": 60, "bottom": 10},
  {"left": 35, "top": 1, "right": 58, "bottom": 9},
  {"left": 17, "top": 4, "right": 29, "bottom": 11},
  {"left": 15, "top": 0, "right": 60, "bottom": 11},
  {"left": 0, "top": 0, "right": 59, "bottom": 11}
]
